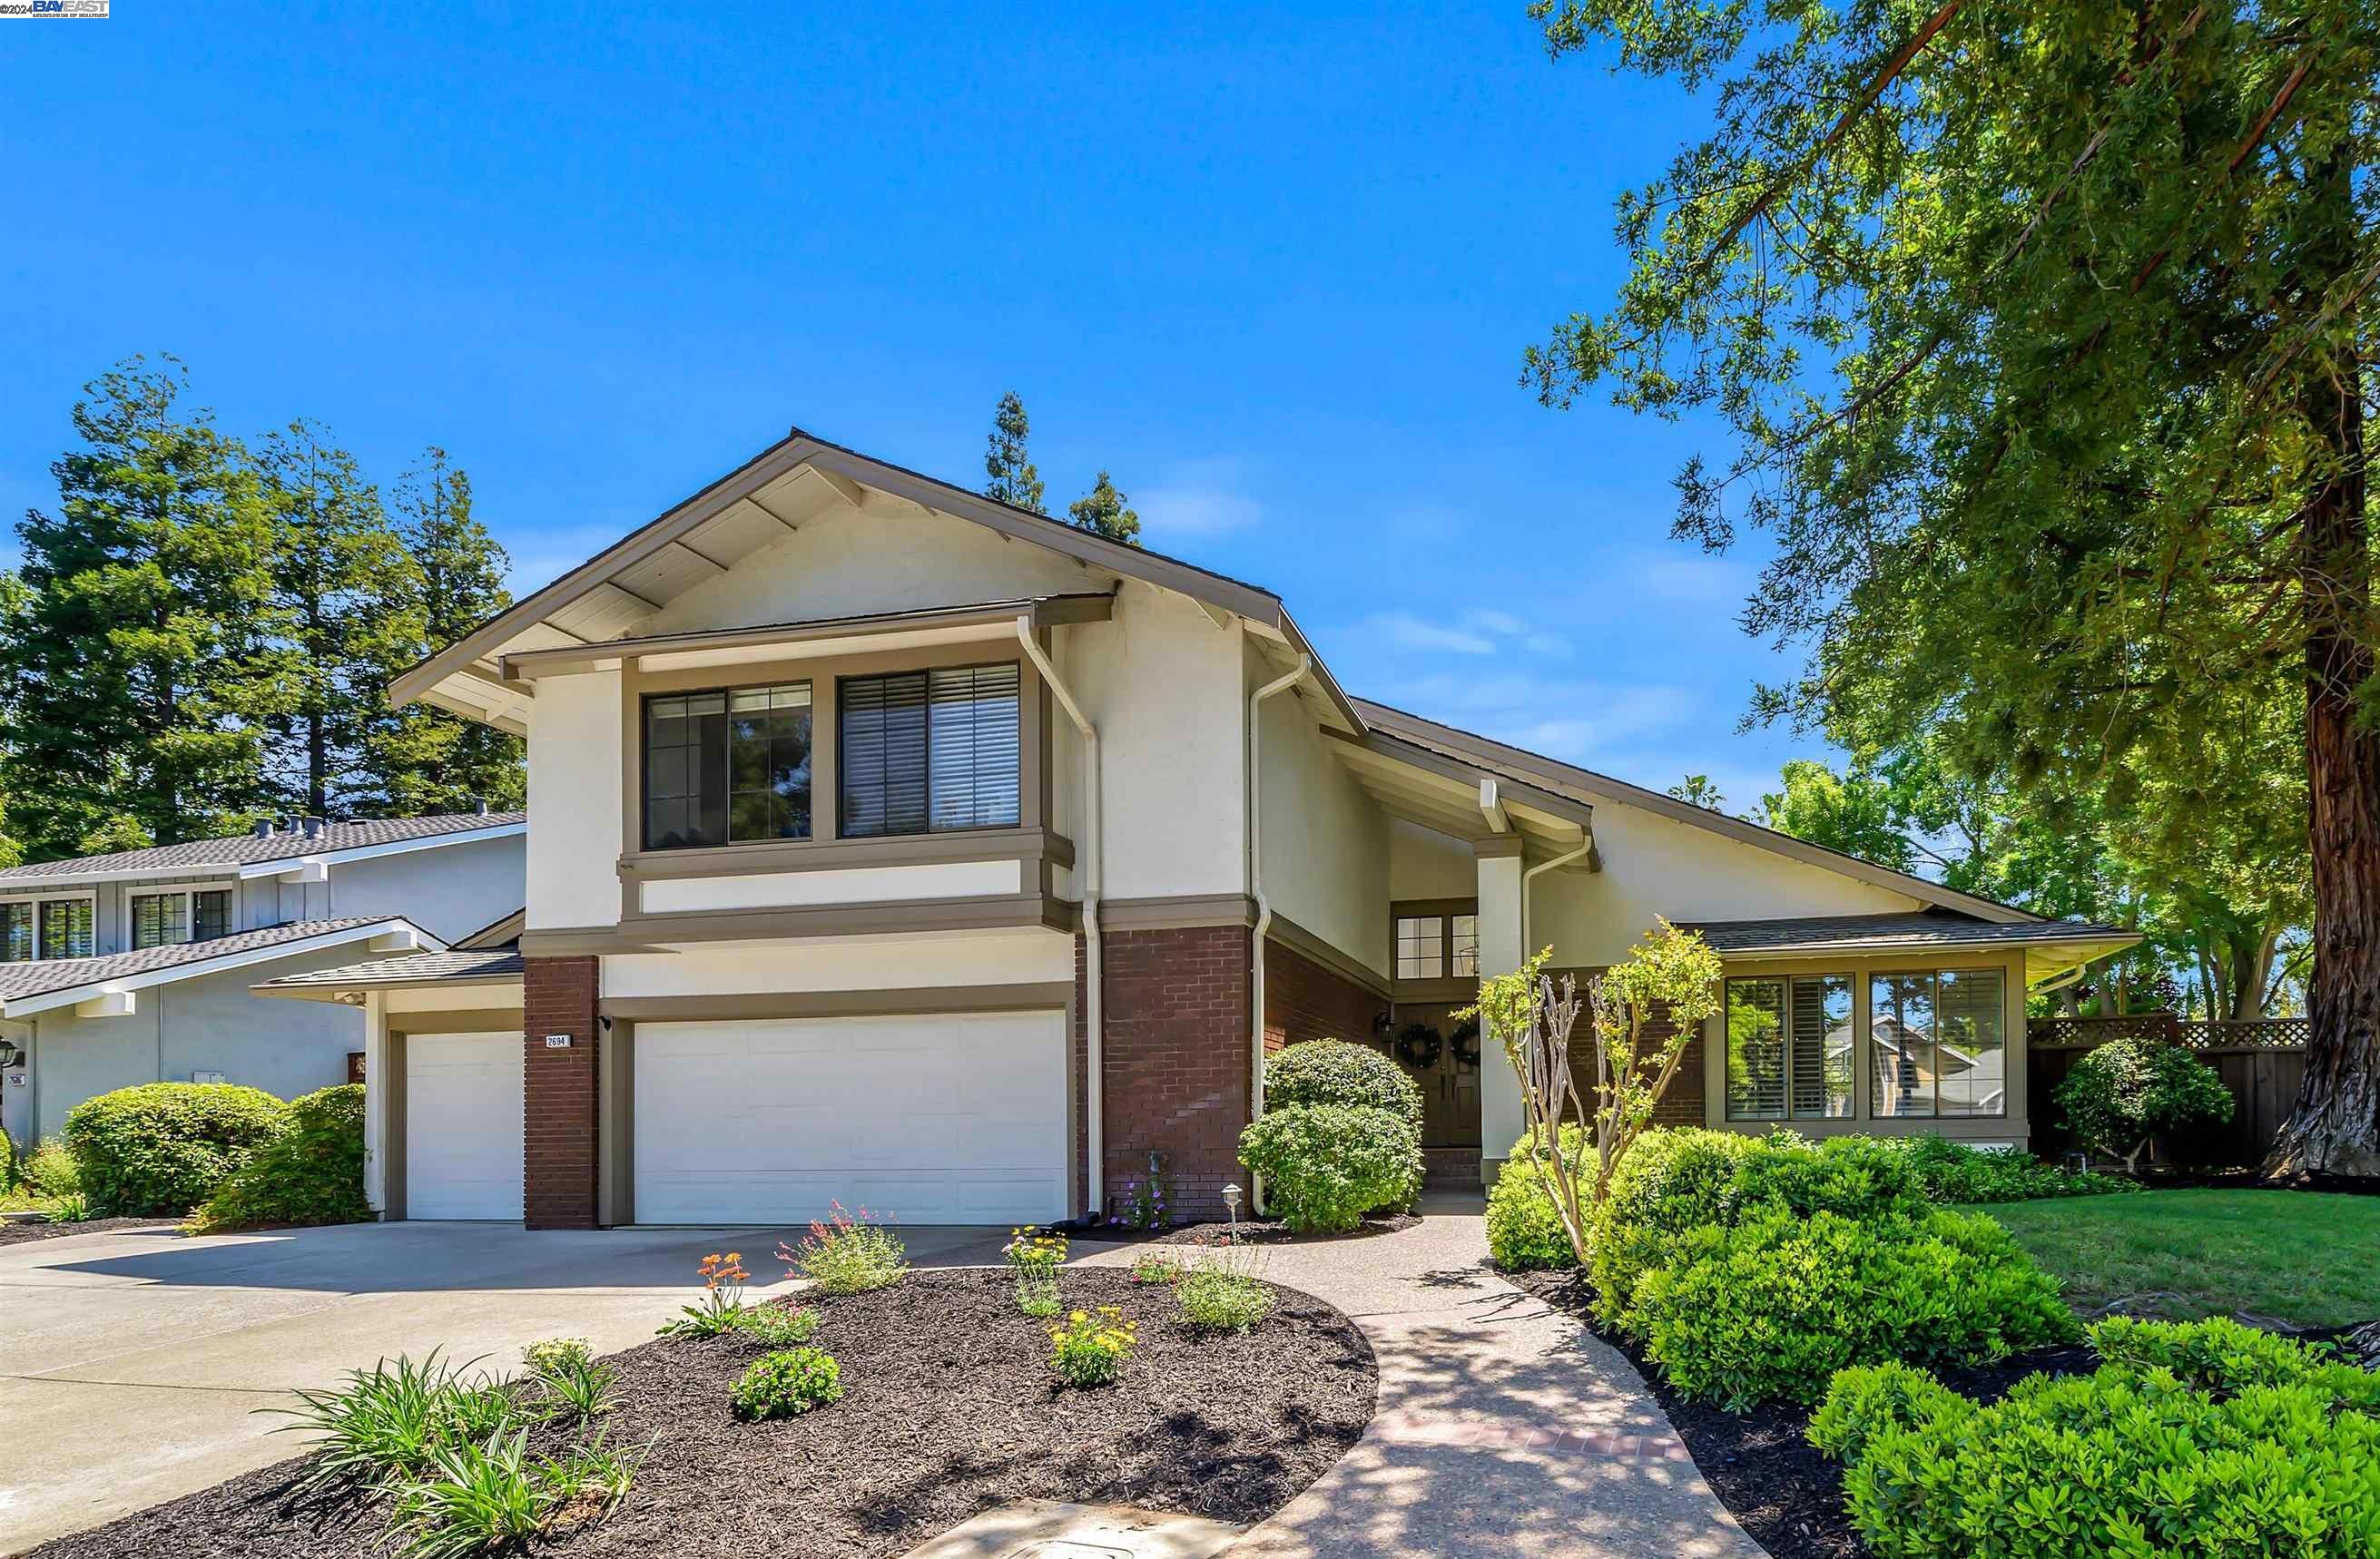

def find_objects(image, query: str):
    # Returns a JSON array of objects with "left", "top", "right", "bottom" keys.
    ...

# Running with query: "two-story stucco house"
[
  {"left": 0, "top": 811, "right": 525, "bottom": 1145},
  {"left": 262, "top": 429, "right": 2136, "bottom": 1229}
]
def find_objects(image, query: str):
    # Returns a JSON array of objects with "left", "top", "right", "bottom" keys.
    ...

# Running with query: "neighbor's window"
[
  {"left": 1870, "top": 968, "right": 2006, "bottom": 1119},
  {"left": 39, "top": 898, "right": 93, "bottom": 959},
  {"left": 838, "top": 663, "right": 1020, "bottom": 838},
  {"left": 0, "top": 904, "right": 30, "bottom": 964},
  {"left": 130, "top": 889, "right": 232, "bottom": 950},
  {"left": 642, "top": 681, "right": 814, "bottom": 850},
  {"left": 1725, "top": 974, "right": 1854, "bottom": 1121},
  {"left": 1395, "top": 915, "right": 1445, "bottom": 979}
]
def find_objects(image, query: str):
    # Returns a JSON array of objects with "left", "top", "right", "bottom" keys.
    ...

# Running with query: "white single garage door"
[
  {"left": 404, "top": 1031, "right": 526, "bottom": 1221},
  {"left": 635, "top": 1011, "right": 1067, "bottom": 1225}
]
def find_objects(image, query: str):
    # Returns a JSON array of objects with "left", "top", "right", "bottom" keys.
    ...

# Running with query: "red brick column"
[
  {"left": 524, "top": 955, "right": 601, "bottom": 1230},
  {"left": 1090, "top": 924, "right": 1254, "bottom": 1222}
]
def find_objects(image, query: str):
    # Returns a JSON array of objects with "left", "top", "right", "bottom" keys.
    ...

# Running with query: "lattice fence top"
[{"left": 2028, "top": 1014, "right": 2310, "bottom": 1051}]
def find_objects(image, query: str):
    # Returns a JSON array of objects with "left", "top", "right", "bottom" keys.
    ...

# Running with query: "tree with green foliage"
[
  {"left": 355, "top": 449, "right": 525, "bottom": 813},
  {"left": 1526, "top": 1, "right": 2377, "bottom": 1172},
  {"left": 1, "top": 357, "right": 288, "bottom": 855},
  {"left": 2055, "top": 1037, "right": 2237, "bottom": 1172},
  {"left": 1758, "top": 760, "right": 1913, "bottom": 873},
  {"left": 1067, "top": 469, "right": 1142, "bottom": 546},
  {"left": 258, "top": 420, "right": 410, "bottom": 816},
  {"left": 1667, "top": 773, "right": 1726, "bottom": 812},
  {"left": 983, "top": 390, "right": 1046, "bottom": 515}
]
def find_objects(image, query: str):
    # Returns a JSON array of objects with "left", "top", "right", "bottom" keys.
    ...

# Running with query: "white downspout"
[
  {"left": 1521, "top": 833, "right": 1593, "bottom": 955},
  {"left": 1247, "top": 655, "right": 1311, "bottom": 1154},
  {"left": 1018, "top": 617, "right": 1104, "bottom": 1219}
]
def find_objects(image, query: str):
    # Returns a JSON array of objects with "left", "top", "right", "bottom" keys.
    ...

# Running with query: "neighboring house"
[
  {"left": 0, "top": 812, "right": 526, "bottom": 1144},
  {"left": 261, "top": 427, "right": 2138, "bottom": 1230}
]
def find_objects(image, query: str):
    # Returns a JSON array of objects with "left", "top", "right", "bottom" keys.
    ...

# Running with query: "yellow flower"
[{"left": 1069, "top": 1310, "right": 1087, "bottom": 1322}]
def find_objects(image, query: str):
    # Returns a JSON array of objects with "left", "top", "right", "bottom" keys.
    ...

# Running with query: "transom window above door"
[
  {"left": 643, "top": 681, "right": 815, "bottom": 850},
  {"left": 1394, "top": 907, "right": 1480, "bottom": 980}
]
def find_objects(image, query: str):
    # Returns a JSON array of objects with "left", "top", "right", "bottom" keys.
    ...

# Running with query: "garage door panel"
[
  {"left": 634, "top": 1009, "right": 1065, "bottom": 1225},
  {"left": 404, "top": 1032, "right": 525, "bottom": 1221}
]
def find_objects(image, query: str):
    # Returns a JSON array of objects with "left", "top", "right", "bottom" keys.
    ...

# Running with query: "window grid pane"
[
  {"left": 1394, "top": 915, "right": 1445, "bottom": 980},
  {"left": 1871, "top": 973, "right": 1940, "bottom": 1118},
  {"left": 0, "top": 904, "right": 30, "bottom": 964},
  {"left": 927, "top": 663, "right": 1021, "bottom": 831},
  {"left": 839, "top": 671, "right": 930, "bottom": 838},
  {"left": 1936, "top": 969, "right": 2007, "bottom": 1117},
  {"left": 1792, "top": 975, "right": 1855, "bottom": 1118},
  {"left": 1450, "top": 914, "right": 1480, "bottom": 977},
  {"left": 39, "top": 899, "right": 93, "bottom": 959},
  {"left": 193, "top": 890, "right": 231, "bottom": 942},
  {"left": 1725, "top": 977, "right": 1788, "bottom": 1121},
  {"left": 132, "top": 893, "right": 191, "bottom": 951},
  {"left": 727, "top": 682, "right": 812, "bottom": 843}
]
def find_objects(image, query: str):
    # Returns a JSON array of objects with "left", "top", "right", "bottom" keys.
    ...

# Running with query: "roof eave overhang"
[
  {"left": 252, "top": 971, "right": 526, "bottom": 1003},
  {"left": 0, "top": 918, "right": 447, "bottom": 1019},
  {"left": 1714, "top": 932, "right": 2143, "bottom": 987}
]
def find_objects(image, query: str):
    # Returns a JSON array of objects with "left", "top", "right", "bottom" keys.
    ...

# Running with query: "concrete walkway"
[{"left": 1085, "top": 1199, "right": 1760, "bottom": 1559}]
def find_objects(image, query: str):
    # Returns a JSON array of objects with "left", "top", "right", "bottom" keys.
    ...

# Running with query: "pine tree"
[
  {"left": 354, "top": 448, "right": 525, "bottom": 814},
  {"left": 983, "top": 391, "right": 1047, "bottom": 515},
  {"left": 1067, "top": 470, "right": 1141, "bottom": 546},
  {"left": 258, "top": 420, "right": 408, "bottom": 816},
  {"left": 0, "top": 357, "right": 288, "bottom": 855}
]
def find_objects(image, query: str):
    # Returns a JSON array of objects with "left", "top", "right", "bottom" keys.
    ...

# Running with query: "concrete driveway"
[{"left": 0, "top": 1219, "right": 1010, "bottom": 1553}]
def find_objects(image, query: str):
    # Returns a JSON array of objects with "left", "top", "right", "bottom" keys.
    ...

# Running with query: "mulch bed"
[
  {"left": 1055, "top": 1211, "right": 1421, "bottom": 1246},
  {"left": 0, "top": 1216, "right": 172, "bottom": 1248},
  {"left": 34, "top": 1267, "right": 1377, "bottom": 1559},
  {"left": 1515, "top": 1269, "right": 2378, "bottom": 1559},
  {"left": 2127, "top": 1167, "right": 2380, "bottom": 1198}
]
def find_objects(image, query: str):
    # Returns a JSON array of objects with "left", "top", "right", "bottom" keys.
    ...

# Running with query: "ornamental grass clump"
[
  {"left": 1810, "top": 1317, "right": 2380, "bottom": 1558},
  {"left": 730, "top": 1347, "right": 843, "bottom": 1420},
  {"left": 782, "top": 1201, "right": 908, "bottom": 1294},
  {"left": 1050, "top": 1306, "right": 1138, "bottom": 1387}
]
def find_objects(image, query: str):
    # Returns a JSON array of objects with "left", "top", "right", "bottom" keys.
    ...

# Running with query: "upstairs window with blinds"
[
  {"left": 839, "top": 662, "right": 1021, "bottom": 838},
  {"left": 1725, "top": 974, "right": 1854, "bottom": 1121}
]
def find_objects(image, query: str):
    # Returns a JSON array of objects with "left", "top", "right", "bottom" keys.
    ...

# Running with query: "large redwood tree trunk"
[{"left": 2266, "top": 196, "right": 2380, "bottom": 1175}]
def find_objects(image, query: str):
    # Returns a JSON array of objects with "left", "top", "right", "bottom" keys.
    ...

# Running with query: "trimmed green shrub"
[
  {"left": 2054, "top": 1036, "right": 2235, "bottom": 1172},
  {"left": 1631, "top": 1205, "right": 2076, "bottom": 1407},
  {"left": 0, "top": 1127, "right": 15, "bottom": 1191},
  {"left": 64, "top": 1082, "right": 288, "bottom": 1216},
  {"left": 1485, "top": 1123, "right": 1587, "bottom": 1271},
  {"left": 1238, "top": 1103, "right": 1421, "bottom": 1234},
  {"left": 185, "top": 1083, "right": 368, "bottom": 1233},
  {"left": 731, "top": 1348, "right": 842, "bottom": 1419},
  {"left": 1891, "top": 1134, "right": 2138, "bottom": 1202},
  {"left": 1811, "top": 1318, "right": 2380, "bottom": 1558},
  {"left": 1264, "top": 1040, "right": 1423, "bottom": 1130}
]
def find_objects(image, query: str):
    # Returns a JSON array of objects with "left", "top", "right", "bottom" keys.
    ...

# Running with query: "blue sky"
[{"left": 1, "top": 3, "right": 1831, "bottom": 812}]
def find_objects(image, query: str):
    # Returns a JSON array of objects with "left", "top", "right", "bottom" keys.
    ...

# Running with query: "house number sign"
[{"left": 543, "top": 1034, "right": 574, "bottom": 1049}]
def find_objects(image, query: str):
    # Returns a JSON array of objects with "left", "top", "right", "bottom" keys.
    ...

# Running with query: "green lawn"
[{"left": 1971, "top": 1189, "right": 2380, "bottom": 1330}]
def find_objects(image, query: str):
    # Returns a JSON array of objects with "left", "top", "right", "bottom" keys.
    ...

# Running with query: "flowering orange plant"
[{"left": 660, "top": 1250, "right": 752, "bottom": 1337}]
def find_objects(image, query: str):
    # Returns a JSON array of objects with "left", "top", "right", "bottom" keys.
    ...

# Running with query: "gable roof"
[
  {"left": 386, "top": 427, "right": 1361, "bottom": 733},
  {"left": 0, "top": 917, "right": 440, "bottom": 1018},
  {"left": 1352, "top": 699, "right": 2040, "bottom": 926},
  {"left": 0, "top": 813, "right": 526, "bottom": 887}
]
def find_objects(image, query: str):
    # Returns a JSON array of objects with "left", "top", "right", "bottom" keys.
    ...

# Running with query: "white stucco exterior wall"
[
  {"left": 526, "top": 669, "right": 624, "bottom": 930},
  {"left": 603, "top": 930, "right": 1075, "bottom": 999},
  {"left": 1532, "top": 797, "right": 1924, "bottom": 967},
  {"left": 644, "top": 504, "right": 1103, "bottom": 635},
  {"left": 1388, "top": 819, "right": 1477, "bottom": 901},
  {"left": 1254, "top": 672, "right": 1389, "bottom": 976}
]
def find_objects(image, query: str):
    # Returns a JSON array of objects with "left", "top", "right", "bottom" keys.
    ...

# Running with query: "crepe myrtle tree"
[{"left": 1460, "top": 918, "right": 1724, "bottom": 1264}]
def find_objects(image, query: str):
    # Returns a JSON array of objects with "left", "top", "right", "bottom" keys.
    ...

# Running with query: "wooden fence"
[{"left": 2026, "top": 1015, "right": 2306, "bottom": 1169}]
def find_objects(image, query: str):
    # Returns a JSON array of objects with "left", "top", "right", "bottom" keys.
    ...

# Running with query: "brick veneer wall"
[
  {"left": 1086, "top": 924, "right": 1253, "bottom": 1222},
  {"left": 524, "top": 955, "right": 601, "bottom": 1230},
  {"left": 1552, "top": 976, "right": 1706, "bottom": 1129},
  {"left": 1262, "top": 938, "right": 1389, "bottom": 1055}
]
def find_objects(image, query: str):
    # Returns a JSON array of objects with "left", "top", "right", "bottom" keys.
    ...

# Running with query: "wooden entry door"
[{"left": 1390, "top": 1001, "right": 1482, "bottom": 1150}]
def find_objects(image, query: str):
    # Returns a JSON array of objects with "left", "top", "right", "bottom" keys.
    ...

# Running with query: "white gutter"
[
  {"left": 1521, "top": 833, "right": 1594, "bottom": 954},
  {"left": 1018, "top": 617, "right": 1105, "bottom": 1219},
  {"left": 1246, "top": 655, "right": 1310, "bottom": 1143}
]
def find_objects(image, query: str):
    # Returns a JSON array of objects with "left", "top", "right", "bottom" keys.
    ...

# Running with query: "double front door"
[{"left": 1387, "top": 1000, "right": 1482, "bottom": 1151}]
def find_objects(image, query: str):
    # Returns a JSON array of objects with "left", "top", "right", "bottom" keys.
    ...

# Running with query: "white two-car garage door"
[
  {"left": 634, "top": 1011, "right": 1067, "bottom": 1225},
  {"left": 403, "top": 1031, "right": 526, "bottom": 1221}
]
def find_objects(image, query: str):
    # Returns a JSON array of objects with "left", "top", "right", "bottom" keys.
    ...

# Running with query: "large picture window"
[
  {"left": 642, "top": 681, "right": 814, "bottom": 850},
  {"left": 1, "top": 897, "right": 97, "bottom": 963},
  {"left": 1725, "top": 974, "right": 1854, "bottom": 1121},
  {"left": 1870, "top": 968, "right": 2006, "bottom": 1119},
  {"left": 838, "top": 662, "right": 1020, "bottom": 838}
]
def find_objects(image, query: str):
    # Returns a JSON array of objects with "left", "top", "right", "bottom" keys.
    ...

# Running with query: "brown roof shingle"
[{"left": 0, "top": 812, "right": 524, "bottom": 883}]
